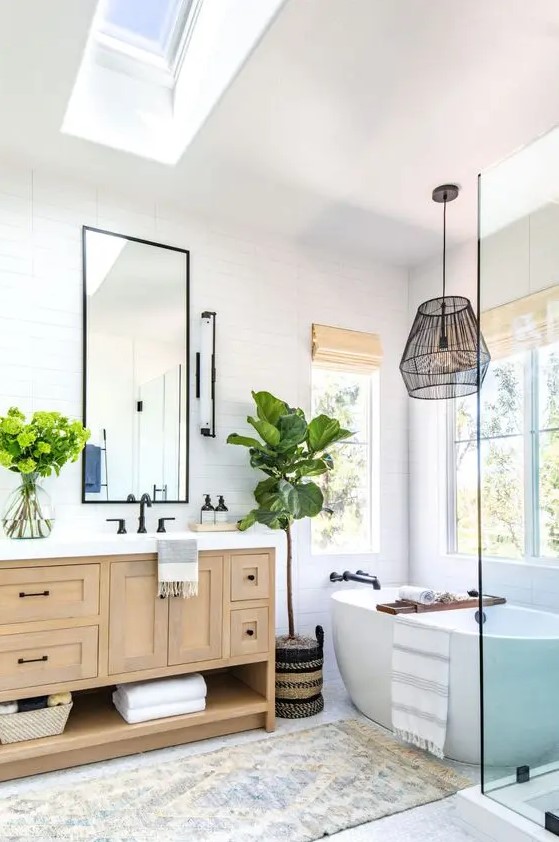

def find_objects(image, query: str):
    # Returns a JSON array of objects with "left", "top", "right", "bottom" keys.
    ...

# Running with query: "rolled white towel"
[
  {"left": 398, "top": 585, "right": 435, "bottom": 605},
  {"left": 115, "top": 673, "right": 207, "bottom": 710},
  {"left": 112, "top": 692, "right": 206, "bottom": 724},
  {"left": 0, "top": 702, "right": 17, "bottom": 715}
]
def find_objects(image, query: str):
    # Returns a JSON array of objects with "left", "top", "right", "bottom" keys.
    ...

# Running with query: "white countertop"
[{"left": 0, "top": 529, "right": 283, "bottom": 561}]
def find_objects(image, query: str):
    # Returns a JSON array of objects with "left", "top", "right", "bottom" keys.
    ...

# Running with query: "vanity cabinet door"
[
  {"left": 168, "top": 555, "right": 223, "bottom": 666},
  {"left": 109, "top": 560, "right": 168, "bottom": 674}
]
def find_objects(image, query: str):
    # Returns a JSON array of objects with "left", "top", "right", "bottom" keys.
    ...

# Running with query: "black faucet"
[
  {"left": 330, "top": 570, "right": 381, "bottom": 590},
  {"left": 137, "top": 493, "right": 152, "bottom": 533}
]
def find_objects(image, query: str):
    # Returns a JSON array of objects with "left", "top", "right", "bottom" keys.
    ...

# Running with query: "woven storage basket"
[
  {"left": 0, "top": 702, "right": 72, "bottom": 745},
  {"left": 275, "top": 626, "right": 324, "bottom": 719}
]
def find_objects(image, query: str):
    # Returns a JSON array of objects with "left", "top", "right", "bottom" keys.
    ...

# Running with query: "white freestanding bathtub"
[{"left": 331, "top": 587, "right": 559, "bottom": 766}]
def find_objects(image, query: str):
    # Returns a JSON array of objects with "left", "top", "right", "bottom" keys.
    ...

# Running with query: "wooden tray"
[
  {"left": 189, "top": 523, "right": 239, "bottom": 532},
  {"left": 376, "top": 600, "right": 417, "bottom": 615},
  {"left": 376, "top": 595, "right": 506, "bottom": 615}
]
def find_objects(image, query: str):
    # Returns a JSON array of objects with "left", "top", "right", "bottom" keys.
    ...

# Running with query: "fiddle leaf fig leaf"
[
  {"left": 226, "top": 433, "right": 264, "bottom": 450},
  {"left": 278, "top": 479, "right": 301, "bottom": 517},
  {"left": 254, "top": 477, "right": 279, "bottom": 504},
  {"left": 291, "top": 458, "right": 329, "bottom": 477},
  {"left": 307, "top": 416, "right": 355, "bottom": 452},
  {"left": 253, "top": 508, "right": 284, "bottom": 529},
  {"left": 277, "top": 413, "right": 308, "bottom": 449},
  {"left": 247, "top": 416, "right": 281, "bottom": 446},
  {"left": 307, "top": 415, "right": 340, "bottom": 451},
  {"left": 291, "top": 481, "right": 324, "bottom": 519},
  {"left": 237, "top": 511, "right": 257, "bottom": 531},
  {"left": 252, "top": 391, "right": 288, "bottom": 426}
]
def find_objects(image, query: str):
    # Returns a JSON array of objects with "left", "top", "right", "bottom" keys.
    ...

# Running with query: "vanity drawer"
[
  {"left": 0, "top": 565, "right": 100, "bottom": 625},
  {"left": 230, "top": 554, "right": 270, "bottom": 601},
  {"left": 0, "top": 626, "right": 98, "bottom": 692},
  {"left": 230, "top": 607, "right": 269, "bottom": 657}
]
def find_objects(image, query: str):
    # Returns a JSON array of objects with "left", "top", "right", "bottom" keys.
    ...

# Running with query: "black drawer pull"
[
  {"left": 246, "top": 629, "right": 255, "bottom": 636},
  {"left": 17, "top": 655, "right": 48, "bottom": 664},
  {"left": 19, "top": 590, "right": 50, "bottom": 598},
  {"left": 247, "top": 575, "right": 255, "bottom": 582}
]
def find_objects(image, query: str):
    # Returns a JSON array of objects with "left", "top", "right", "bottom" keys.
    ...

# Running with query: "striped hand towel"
[
  {"left": 391, "top": 616, "right": 450, "bottom": 758},
  {"left": 157, "top": 539, "right": 198, "bottom": 599}
]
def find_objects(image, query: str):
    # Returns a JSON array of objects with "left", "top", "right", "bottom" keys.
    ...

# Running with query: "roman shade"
[
  {"left": 311, "top": 324, "right": 382, "bottom": 373},
  {"left": 482, "top": 286, "right": 559, "bottom": 360}
]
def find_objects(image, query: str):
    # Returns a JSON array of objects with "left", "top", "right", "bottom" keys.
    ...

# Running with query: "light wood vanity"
[{"left": 0, "top": 543, "right": 276, "bottom": 781}]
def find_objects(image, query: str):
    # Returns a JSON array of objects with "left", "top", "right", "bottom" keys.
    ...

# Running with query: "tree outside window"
[
  {"left": 451, "top": 344, "right": 559, "bottom": 559},
  {"left": 311, "top": 368, "right": 377, "bottom": 554}
]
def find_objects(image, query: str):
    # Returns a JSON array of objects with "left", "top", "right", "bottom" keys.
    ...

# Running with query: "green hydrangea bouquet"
[{"left": 0, "top": 408, "right": 90, "bottom": 539}]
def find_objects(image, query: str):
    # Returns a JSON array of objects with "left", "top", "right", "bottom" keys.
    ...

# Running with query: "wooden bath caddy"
[{"left": 376, "top": 595, "right": 506, "bottom": 615}]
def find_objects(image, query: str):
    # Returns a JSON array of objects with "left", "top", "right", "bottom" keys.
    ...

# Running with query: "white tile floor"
[{"left": 0, "top": 680, "right": 487, "bottom": 840}]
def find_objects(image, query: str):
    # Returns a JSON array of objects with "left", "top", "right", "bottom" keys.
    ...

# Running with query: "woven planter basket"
[
  {"left": 275, "top": 626, "right": 324, "bottom": 719},
  {"left": 0, "top": 702, "right": 72, "bottom": 745}
]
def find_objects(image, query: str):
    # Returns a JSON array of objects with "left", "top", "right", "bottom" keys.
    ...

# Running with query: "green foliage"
[
  {"left": 456, "top": 352, "right": 559, "bottom": 559},
  {"left": 311, "top": 371, "right": 370, "bottom": 552},
  {"left": 0, "top": 407, "right": 90, "bottom": 478},
  {"left": 227, "top": 390, "right": 353, "bottom": 533},
  {"left": 455, "top": 362, "right": 525, "bottom": 557}
]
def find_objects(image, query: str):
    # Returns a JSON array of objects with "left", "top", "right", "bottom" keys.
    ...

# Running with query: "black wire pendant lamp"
[{"left": 399, "top": 184, "right": 490, "bottom": 400}]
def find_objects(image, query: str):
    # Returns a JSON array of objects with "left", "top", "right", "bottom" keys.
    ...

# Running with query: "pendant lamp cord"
[
  {"left": 440, "top": 194, "right": 448, "bottom": 349},
  {"left": 442, "top": 196, "right": 447, "bottom": 299}
]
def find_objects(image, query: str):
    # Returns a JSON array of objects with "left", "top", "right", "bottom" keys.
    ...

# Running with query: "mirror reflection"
[{"left": 82, "top": 228, "right": 189, "bottom": 503}]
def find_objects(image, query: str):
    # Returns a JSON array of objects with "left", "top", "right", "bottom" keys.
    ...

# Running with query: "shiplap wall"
[{"left": 0, "top": 157, "right": 410, "bottom": 676}]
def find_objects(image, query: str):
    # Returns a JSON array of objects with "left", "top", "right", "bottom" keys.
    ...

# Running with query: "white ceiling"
[{"left": 2, "top": 0, "right": 559, "bottom": 266}]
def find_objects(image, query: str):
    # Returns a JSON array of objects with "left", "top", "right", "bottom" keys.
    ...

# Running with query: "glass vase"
[{"left": 2, "top": 473, "right": 54, "bottom": 539}]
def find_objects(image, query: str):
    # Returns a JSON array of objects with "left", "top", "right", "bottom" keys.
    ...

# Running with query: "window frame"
[
  {"left": 310, "top": 366, "right": 380, "bottom": 557},
  {"left": 94, "top": 0, "right": 203, "bottom": 88},
  {"left": 447, "top": 346, "right": 559, "bottom": 561}
]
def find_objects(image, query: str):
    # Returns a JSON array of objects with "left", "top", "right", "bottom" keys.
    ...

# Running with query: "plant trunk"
[{"left": 285, "top": 523, "right": 295, "bottom": 638}]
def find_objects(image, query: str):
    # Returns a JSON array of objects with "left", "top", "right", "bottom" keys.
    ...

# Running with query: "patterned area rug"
[{"left": 0, "top": 719, "right": 472, "bottom": 841}]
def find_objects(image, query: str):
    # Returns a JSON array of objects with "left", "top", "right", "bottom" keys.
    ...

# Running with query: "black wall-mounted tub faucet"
[{"left": 330, "top": 570, "right": 381, "bottom": 590}]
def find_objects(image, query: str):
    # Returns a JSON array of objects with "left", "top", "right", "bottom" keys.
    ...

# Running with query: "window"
[
  {"left": 311, "top": 368, "right": 379, "bottom": 554},
  {"left": 63, "top": 0, "right": 286, "bottom": 163},
  {"left": 96, "top": 0, "right": 201, "bottom": 82},
  {"left": 449, "top": 343, "right": 559, "bottom": 559}
]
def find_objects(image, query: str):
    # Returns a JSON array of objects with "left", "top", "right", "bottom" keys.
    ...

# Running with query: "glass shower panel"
[{"left": 479, "top": 125, "right": 559, "bottom": 830}]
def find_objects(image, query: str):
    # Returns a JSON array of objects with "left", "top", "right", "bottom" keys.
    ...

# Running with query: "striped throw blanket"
[{"left": 391, "top": 616, "right": 450, "bottom": 758}]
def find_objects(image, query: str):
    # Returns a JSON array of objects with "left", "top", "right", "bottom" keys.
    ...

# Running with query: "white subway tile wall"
[{"left": 0, "top": 159, "right": 410, "bottom": 676}]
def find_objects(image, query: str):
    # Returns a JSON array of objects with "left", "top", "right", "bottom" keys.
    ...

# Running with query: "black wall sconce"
[{"left": 196, "top": 310, "right": 216, "bottom": 437}]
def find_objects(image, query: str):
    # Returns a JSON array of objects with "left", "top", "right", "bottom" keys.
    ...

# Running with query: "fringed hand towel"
[
  {"left": 157, "top": 538, "right": 198, "bottom": 599},
  {"left": 391, "top": 616, "right": 451, "bottom": 758}
]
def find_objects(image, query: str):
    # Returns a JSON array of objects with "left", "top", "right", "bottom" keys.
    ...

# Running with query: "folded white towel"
[
  {"left": 112, "top": 693, "right": 206, "bottom": 724},
  {"left": 115, "top": 673, "right": 207, "bottom": 710},
  {"left": 391, "top": 616, "right": 451, "bottom": 758},
  {"left": 0, "top": 702, "right": 17, "bottom": 715},
  {"left": 398, "top": 586, "right": 435, "bottom": 605},
  {"left": 157, "top": 538, "right": 198, "bottom": 599}
]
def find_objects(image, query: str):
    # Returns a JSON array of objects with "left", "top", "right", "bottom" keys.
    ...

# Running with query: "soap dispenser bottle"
[
  {"left": 215, "top": 495, "right": 229, "bottom": 524},
  {"left": 201, "top": 494, "right": 215, "bottom": 525}
]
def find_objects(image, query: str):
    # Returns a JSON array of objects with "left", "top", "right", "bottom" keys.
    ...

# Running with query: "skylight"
[
  {"left": 62, "top": 0, "right": 287, "bottom": 164},
  {"left": 96, "top": 0, "right": 200, "bottom": 80}
]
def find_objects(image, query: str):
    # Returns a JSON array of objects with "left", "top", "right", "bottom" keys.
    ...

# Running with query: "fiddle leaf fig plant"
[{"left": 227, "top": 391, "right": 353, "bottom": 638}]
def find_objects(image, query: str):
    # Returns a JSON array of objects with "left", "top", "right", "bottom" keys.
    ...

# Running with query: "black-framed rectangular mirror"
[{"left": 82, "top": 226, "right": 189, "bottom": 503}]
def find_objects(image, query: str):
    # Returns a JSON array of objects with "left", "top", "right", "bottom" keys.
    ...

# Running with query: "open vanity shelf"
[
  {"left": 0, "top": 544, "right": 276, "bottom": 781},
  {"left": 0, "top": 670, "right": 268, "bottom": 781}
]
